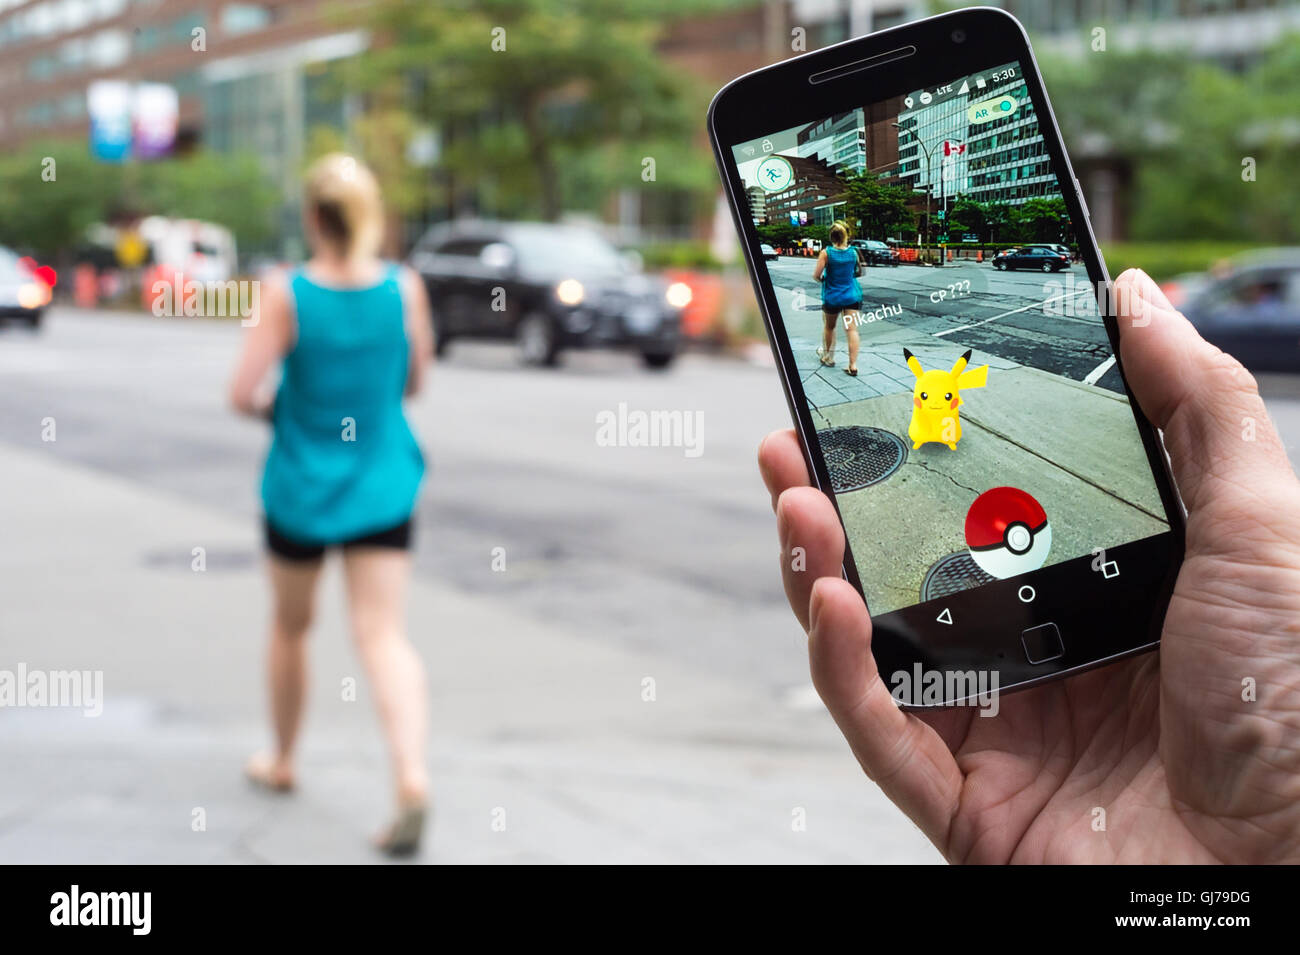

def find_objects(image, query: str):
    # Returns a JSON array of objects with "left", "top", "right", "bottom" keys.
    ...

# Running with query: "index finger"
[{"left": 758, "top": 428, "right": 811, "bottom": 512}]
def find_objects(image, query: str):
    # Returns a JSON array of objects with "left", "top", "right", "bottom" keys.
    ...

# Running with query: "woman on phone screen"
[{"left": 812, "top": 220, "right": 863, "bottom": 376}]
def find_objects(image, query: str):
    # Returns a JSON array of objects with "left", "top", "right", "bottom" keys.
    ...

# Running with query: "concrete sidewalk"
[{"left": 0, "top": 443, "right": 940, "bottom": 864}]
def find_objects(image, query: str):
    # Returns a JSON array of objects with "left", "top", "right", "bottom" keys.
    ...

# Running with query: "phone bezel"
[{"left": 707, "top": 6, "right": 1186, "bottom": 705}]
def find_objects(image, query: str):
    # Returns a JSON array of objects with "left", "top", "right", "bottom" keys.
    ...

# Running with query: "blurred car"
[
  {"left": 991, "top": 246, "right": 1070, "bottom": 272},
  {"left": 1040, "top": 243, "right": 1072, "bottom": 259},
  {"left": 1159, "top": 271, "right": 1212, "bottom": 310},
  {"left": 409, "top": 221, "right": 686, "bottom": 368},
  {"left": 851, "top": 238, "right": 900, "bottom": 267},
  {"left": 760, "top": 243, "right": 778, "bottom": 261},
  {"left": 0, "top": 247, "right": 52, "bottom": 328},
  {"left": 1182, "top": 253, "right": 1300, "bottom": 372}
]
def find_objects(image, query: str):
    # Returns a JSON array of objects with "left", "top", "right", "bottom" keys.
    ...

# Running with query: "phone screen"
[{"left": 730, "top": 59, "right": 1171, "bottom": 619}]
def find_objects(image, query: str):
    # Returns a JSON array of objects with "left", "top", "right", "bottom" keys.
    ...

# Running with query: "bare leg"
[
  {"left": 821, "top": 312, "right": 837, "bottom": 363},
  {"left": 342, "top": 548, "right": 429, "bottom": 809},
  {"left": 844, "top": 315, "right": 860, "bottom": 372},
  {"left": 249, "top": 555, "right": 323, "bottom": 789}
]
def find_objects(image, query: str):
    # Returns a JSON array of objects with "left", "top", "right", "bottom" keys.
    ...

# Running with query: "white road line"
[
  {"left": 1082, "top": 354, "right": 1117, "bottom": 386},
  {"left": 932, "top": 286, "right": 1092, "bottom": 337}
]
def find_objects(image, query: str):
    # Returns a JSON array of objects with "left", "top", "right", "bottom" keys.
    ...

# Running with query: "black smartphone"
[{"left": 708, "top": 7, "right": 1185, "bottom": 705}]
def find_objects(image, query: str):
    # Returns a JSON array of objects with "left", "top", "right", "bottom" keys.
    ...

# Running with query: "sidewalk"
[{"left": 0, "top": 443, "right": 940, "bottom": 864}]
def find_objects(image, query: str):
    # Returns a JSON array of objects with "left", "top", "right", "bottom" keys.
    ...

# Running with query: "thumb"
[{"left": 1114, "top": 267, "right": 1294, "bottom": 517}]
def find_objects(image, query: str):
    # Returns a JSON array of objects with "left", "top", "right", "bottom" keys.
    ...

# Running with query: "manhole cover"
[
  {"left": 921, "top": 552, "right": 994, "bottom": 602},
  {"left": 818, "top": 426, "right": 906, "bottom": 492}
]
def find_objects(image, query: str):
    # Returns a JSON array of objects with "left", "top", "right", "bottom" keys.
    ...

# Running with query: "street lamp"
[{"left": 893, "top": 122, "right": 934, "bottom": 264}]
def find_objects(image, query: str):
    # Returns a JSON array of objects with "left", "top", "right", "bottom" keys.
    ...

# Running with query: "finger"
[
  {"left": 808, "top": 576, "right": 962, "bottom": 849},
  {"left": 758, "top": 429, "right": 810, "bottom": 512},
  {"left": 775, "top": 485, "right": 846, "bottom": 632},
  {"left": 1115, "top": 268, "right": 1294, "bottom": 514}
]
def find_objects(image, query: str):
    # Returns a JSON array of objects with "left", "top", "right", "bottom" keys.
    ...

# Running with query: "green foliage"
[
  {"left": 355, "top": 0, "right": 723, "bottom": 222},
  {"left": 637, "top": 239, "right": 720, "bottom": 270},
  {"left": 1099, "top": 241, "right": 1265, "bottom": 281},
  {"left": 0, "top": 141, "right": 276, "bottom": 260},
  {"left": 841, "top": 170, "right": 914, "bottom": 238},
  {"left": 1040, "top": 36, "right": 1300, "bottom": 244}
]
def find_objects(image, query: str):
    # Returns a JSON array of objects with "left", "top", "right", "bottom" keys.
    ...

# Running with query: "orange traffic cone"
[
  {"left": 946, "top": 248, "right": 953, "bottom": 262},
  {"left": 976, "top": 249, "right": 983, "bottom": 263}
]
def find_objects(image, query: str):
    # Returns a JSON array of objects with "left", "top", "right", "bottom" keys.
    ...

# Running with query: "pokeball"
[{"left": 964, "top": 487, "right": 1051, "bottom": 579}]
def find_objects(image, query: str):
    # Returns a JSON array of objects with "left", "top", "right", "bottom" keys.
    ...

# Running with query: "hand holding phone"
[
  {"left": 710, "top": 7, "right": 1185, "bottom": 701},
  {"left": 761, "top": 268, "right": 1300, "bottom": 864}
]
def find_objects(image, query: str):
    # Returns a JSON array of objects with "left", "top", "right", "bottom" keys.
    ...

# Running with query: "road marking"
[
  {"left": 933, "top": 286, "right": 1092, "bottom": 337},
  {"left": 1082, "top": 354, "right": 1117, "bottom": 386}
]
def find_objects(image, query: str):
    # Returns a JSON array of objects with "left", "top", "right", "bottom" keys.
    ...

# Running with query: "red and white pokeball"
[{"left": 964, "top": 486, "right": 1051, "bottom": 579}]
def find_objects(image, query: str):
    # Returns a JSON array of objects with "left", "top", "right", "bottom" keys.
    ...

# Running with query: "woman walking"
[
  {"left": 812, "top": 220, "right": 863, "bottom": 376},
  {"left": 228, "top": 154, "right": 434, "bottom": 855}
]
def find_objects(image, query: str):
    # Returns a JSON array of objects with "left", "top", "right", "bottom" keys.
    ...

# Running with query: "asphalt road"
[
  {"left": 4, "top": 306, "right": 1300, "bottom": 684},
  {"left": 0, "top": 307, "right": 808, "bottom": 693},
  {"left": 766, "top": 256, "right": 1122, "bottom": 390}
]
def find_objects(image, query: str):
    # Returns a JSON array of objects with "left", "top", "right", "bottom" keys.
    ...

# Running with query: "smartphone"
[{"left": 708, "top": 7, "right": 1184, "bottom": 705}]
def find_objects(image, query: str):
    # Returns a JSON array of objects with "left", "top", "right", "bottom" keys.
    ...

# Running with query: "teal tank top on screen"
[
  {"left": 261, "top": 263, "right": 425, "bottom": 543},
  {"left": 822, "top": 245, "right": 862, "bottom": 308}
]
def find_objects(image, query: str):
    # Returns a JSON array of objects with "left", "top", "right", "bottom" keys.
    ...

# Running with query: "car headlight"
[
  {"left": 664, "top": 281, "right": 692, "bottom": 309},
  {"left": 555, "top": 278, "right": 585, "bottom": 306},
  {"left": 17, "top": 282, "right": 49, "bottom": 309}
]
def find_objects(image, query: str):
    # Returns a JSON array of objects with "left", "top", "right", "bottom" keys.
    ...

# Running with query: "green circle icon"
[{"left": 755, "top": 155, "right": 794, "bottom": 193}]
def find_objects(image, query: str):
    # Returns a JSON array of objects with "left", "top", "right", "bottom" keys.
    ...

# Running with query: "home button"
[{"left": 1021, "top": 623, "right": 1064, "bottom": 664}]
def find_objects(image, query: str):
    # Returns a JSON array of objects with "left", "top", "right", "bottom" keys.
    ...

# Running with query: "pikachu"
[{"left": 903, "top": 348, "right": 989, "bottom": 450}]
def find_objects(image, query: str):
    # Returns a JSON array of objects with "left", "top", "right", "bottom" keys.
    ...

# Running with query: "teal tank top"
[
  {"left": 261, "top": 264, "right": 425, "bottom": 543},
  {"left": 822, "top": 245, "right": 862, "bottom": 308}
]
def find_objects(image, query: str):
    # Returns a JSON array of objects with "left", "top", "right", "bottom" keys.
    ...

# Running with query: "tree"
[
  {"left": 949, "top": 197, "right": 987, "bottom": 240},
  {"left": 354, "top": 0, "right": 721, "bottom": 222},
  {"left": 984, "top": 202, "right": 1015, "bottom": 245},
  {"left": 1017, "top": 197, "right": 1068, "bottom": 243},
  {"left": 0, "top": 142, "right": 274, "bottom": 262},
  {"left": 841, "top": 170, "right": 913, "bottom": 240}
]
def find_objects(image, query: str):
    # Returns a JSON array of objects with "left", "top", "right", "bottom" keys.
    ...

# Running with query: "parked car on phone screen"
[
  {"left": 409, "top": 221, "right": 687, "bottom": 368},
  {"left": 1182, "top": 252, "right": 1300, "bottom": 373},
  {"left": 851, "top": 238, "right": 900, "bottom": 267},
  {"left": 0, "top": 247, "right": 53, "bottom": 328},
  {"left": 760, "top": 243, "right": 778, "bottom": 261},
  {"left": 992, "top": 245, "right": 1070, "bottom": 272}
]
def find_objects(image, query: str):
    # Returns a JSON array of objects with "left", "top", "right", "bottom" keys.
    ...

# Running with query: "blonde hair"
[
  {"left": 829, "top": 220, "right": 850, "bottom": 246},
  {"left": 304, "top": 153, "right": 383, "bottom": 260}
]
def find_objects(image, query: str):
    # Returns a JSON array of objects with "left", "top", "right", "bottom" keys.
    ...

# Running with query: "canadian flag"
[{"left": 942, "top": 140, "right": 967, "bottom": 157}]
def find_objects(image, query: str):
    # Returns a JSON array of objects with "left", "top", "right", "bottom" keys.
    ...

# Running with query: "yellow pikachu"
[{"left": 903, "top": 348, "right": 989, "bottom": 450}]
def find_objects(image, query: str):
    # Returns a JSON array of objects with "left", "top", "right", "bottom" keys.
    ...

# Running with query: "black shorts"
[
  {"left": 264, "top": 517, "right": 414, "bottom": 562},
  {"left": 823, "top": 301, "right": 863, "bottom": 316}
]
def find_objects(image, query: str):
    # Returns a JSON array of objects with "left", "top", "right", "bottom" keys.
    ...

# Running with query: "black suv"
[
  {"left": 850, "top": 239, "right": 900, "bottom": 267},
  {"left": 409, "top": 221, "right": 684, "bottom": 368}
]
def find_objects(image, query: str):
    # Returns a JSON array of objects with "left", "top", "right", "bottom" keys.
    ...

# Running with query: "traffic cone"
[
  {"left": 946, "top": 248, "right": 953, "bottom": 262},
  {"left": 976, "top": 249, "right": 983, "bottom": 263}
]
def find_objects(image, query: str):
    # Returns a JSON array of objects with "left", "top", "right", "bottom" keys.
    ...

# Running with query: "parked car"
[
  {"left": 0, "top": 246, "right": 52, "bottom": 328},
  {"left": 991, "top": 246, "right": 1070, "bottom": 272},
  {"left": 851, "top": 238, "right": 900, "bottom": 267},
  {"left": 760, "top": 243, "right": 778, "bottom": 261},
  {"left": 409, "top": 221, "right": 687, "bottom": 368},
  {"left": 1182, "top": 253, "right": 1300, "bottom": 372}
]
